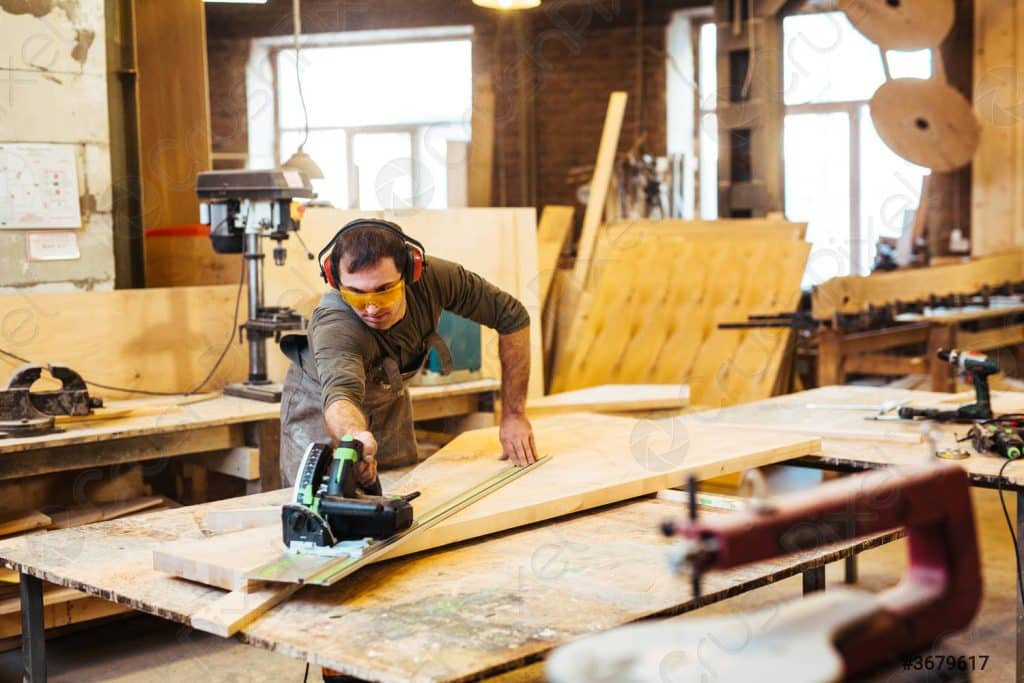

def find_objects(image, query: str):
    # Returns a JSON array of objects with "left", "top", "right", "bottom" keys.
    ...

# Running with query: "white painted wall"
[{"left": 0, "top": 0, "right": 114, "bottom": 293}]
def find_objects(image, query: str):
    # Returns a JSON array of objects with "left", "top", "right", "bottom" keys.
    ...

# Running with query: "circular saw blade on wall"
[
  {"left": 841, "top": 0, "right": 954, "bottom": 51},
  {"left": 869, "top": 78, "right": 979, "bottom": 172}
]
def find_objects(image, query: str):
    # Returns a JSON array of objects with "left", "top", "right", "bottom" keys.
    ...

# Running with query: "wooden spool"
[
  {"left": 869, "top": 77, "right": 980, "bottom": 172},
  {"left": 841, "top": 0, "right": 954, "bottom": 51}
]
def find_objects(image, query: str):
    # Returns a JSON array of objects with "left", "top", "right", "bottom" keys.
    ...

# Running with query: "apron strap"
[
  {"left": 381, "top": 356, "right": 405, "bottom": 389},
  {"left": 424, "top": 331, "right": 455, "bottom": 376}
]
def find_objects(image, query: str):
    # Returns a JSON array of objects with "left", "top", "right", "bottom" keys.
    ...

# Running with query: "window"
[
  {"left": 697, "top": 12, "right": 932, "bottom": 285},
  {"left": 273, "top": 36, "right": 472, "bottom": 210}
]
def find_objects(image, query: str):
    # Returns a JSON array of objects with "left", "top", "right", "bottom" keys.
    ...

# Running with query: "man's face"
[{"left": 337, "top": 257, "right": 407, "bottom": 330}]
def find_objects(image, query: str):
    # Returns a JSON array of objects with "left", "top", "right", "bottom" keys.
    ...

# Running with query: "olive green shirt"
[{"left": 309, "top": 257, "right": 529, "bottom": 411}]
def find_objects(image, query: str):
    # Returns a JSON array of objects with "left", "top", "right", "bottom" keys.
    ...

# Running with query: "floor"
[{"left": 0, "top": 486, "right": 1018, "bottom": 682}]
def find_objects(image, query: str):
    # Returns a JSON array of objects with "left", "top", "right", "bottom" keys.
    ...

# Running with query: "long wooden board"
[
  {"left": 525, "top": 384, "right": 689, "bottom": 417},
  {"left": 811, "top": 249, "right": 1024, "bottom": 319},
  {"left": 263, "top": 207, "right": 544, "bottom": 397},
  {"left": 154, "top": 413, "right": 820, "bottom": 597},
  {"left": 572, "top": 92, "right": 628, "bottom": 291},
  {"left": 0, "top": 286, "right": 246, "bottom": 400}
]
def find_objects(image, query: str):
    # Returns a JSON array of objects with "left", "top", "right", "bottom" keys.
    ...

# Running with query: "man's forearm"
[
  {"left": 323, "top": 398, "right": 368, "bottom": 443},
  {"left": 498, "top": 326, "right": 531, "bottom": 415}
]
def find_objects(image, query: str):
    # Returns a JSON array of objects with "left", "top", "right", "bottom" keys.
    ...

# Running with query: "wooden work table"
[
  {"left": 0, "top": 379, "right": 500, "bottom": 492},
  {"left": 0, "top": 488, "right": 895, "bottom": 682},
  {"left": 688, "top": 384, "right": 1024, "bottom": 682}
]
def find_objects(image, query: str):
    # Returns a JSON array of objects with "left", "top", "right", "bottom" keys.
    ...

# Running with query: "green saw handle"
[{"left": 328, "top": 435, "right": 363, "bottom": 498}]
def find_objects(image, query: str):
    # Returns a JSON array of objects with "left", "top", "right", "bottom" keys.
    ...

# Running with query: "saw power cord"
[
  {"left": 0, "top": 256, "right": 246, "bottom": 397},
  {"left": 997, "top": 456, "right": 1024, "bottom": 609}
]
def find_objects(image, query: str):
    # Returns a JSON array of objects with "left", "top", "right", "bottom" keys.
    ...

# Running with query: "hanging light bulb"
[
  {"left": 281, "top": 0, "right": 324, "bottom": 179},
  {"left": 472, "top": 0, "right": 541, "bottom": 9}
]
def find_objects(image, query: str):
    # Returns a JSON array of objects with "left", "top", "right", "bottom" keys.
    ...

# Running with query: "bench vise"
[{"left": 0, "top": 364, "right": 103, "bottom": 438}]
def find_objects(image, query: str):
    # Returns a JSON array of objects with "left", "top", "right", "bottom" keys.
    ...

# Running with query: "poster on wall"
[{"left": 0, "top": 143, "right": 82, "bottom": 229}]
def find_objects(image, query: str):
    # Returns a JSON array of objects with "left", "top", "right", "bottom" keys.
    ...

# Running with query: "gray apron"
[{"left": 278, "top": 332, "right": 454, "bottom": 488}]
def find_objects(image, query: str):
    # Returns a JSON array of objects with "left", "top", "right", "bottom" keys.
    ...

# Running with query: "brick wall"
[{"left": 204, "top": 0, "right": 676, "bottom": 210}]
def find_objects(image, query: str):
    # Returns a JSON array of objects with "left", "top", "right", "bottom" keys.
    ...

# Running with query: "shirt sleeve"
[
  {"left": 427, "top": 258, "right": 530, "bottom": 334},
  {"left": 308, "top": 302, "right": 372, "bottom": 411}
]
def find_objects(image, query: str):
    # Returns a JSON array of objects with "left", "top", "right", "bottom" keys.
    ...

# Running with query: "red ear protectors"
[{"left": 318, "top": 219, "right": 426, "bottom": 289}]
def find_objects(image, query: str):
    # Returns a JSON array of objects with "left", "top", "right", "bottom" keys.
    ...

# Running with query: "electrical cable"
[
  {"left": 293, "top": 0, "right": 311, "bottom": 152},
  {"left": 997, "top": 456, "right": 1024, "bottom": 609},
  {"left": 302, "top": 662, "right": 309, "bottom": 683},
  {"left": 0, "top": 257, "right": 246, "bottom": 398}
]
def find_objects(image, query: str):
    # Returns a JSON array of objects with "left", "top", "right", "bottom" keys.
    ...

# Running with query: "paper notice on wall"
[
  {"left": 26, "top": 231, "right": 80, "bottom": 261},
  {"left": 0, "top": 143, "right": 82, "bottom": 229}
]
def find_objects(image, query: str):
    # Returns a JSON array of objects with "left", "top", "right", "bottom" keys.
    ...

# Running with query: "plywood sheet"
[
  {"left": 552, "top": 237, "right": 810, "bottom": 407},
  {"left": 0, "top": 286, "right": 247, "bottom": 400},
  {"left": 153, "top": 413, "right": 820, "bottom": 590},
  {"left": 263, "top": 208, "right": 544, "bottom": 397}
]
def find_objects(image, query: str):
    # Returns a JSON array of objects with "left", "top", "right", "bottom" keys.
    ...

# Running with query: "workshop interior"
[{"left": 4, "top": 0, "right": 1024, "bottom": 681}]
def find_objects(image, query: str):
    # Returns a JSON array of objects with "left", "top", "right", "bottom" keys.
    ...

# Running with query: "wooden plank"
[
  {"left": 571, "top": 92, "right": 628, "bottom": 291},
  {"left": 0, "top": 512, "right": 50, "bottom": 538},
  {"left": 525, "top": 384, "right": 690, "bottom": 417},
  {"left": 153, "top": 414, "right": 820, "bottom": 597},
  {"left": 552, "top": 237, "right": 809, "bottom": 407},
  {"left": 187, "top": 447, "right": 260, "bottom": 481},
  {"left": 811, "top": 250, "right": 1024, "bottom": 319},
  {"left": 264, "top": 208, "right": 544, "bottom": 397},
  {"left": 843, "top": 354, "right": 925, "bottom": 376},
  {"left": 0, "top": 286, "right": 247, "bottom": 400},
  {"left": 135, "top": 0, "right": 214, "bottom": 286},
  {"left": 536, "top": 205, "right": 575, "bottom": 309},
  {"left": 972, "top": 0, "right": 1020, "bottom": 256},
  {"left": 468, "top": 75, "right": 495, "bottom": 208},
  {"left": 957, "top": 324, "right": 1024, "bottom": 350},
  {"left": 204, "top": 507, "right": 279, "bottom": 534}
]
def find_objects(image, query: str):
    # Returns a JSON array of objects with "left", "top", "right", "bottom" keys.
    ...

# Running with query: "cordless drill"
[{"left": 898, "top": 349, "right": 998, "bottom": 422}]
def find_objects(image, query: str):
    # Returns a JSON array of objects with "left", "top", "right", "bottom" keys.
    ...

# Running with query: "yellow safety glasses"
[{"left": 338, "top": 279, "right": 404, "bottom": 310}]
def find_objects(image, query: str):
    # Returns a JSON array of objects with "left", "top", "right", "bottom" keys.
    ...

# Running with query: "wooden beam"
[
  {"left": 571, "top": 92, "right": 628, "bottom": 291},
  {"left": 536, "top": 206, "right": 575, "bottom": 309},
  {"left": 187, "top": 447, "right": 260, "bottom": 481}
]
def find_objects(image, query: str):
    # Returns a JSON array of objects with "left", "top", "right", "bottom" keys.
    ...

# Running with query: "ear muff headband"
[{"left": 318, "top": 219, "right": 427, "bottom": 289}]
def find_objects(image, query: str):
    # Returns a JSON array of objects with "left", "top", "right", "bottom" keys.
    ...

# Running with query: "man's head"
[{"left": 329, "top": 224, "right": 410, "bottom": 330}]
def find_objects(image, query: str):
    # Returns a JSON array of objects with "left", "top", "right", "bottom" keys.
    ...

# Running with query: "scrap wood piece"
[
  {"left": 156, "top": 413, "right": 821, "bottom": 637},
  {"left": 526, "top": 384, "right": 689, "bottom": 417},
  {"left": 572, "top": 91, "right": 628, "bottom": 292},
  {"left": 537, "top": 205, "right": 575, "bottom": 309},
  {"left": 0, "top": 511, "right": 51, "bottom": 538},
  {"left": 203, "top": 507, "right": 279, "bottom": 534},
  {"left": 190, "top": 583, "right": 300, "bottom": 638}
]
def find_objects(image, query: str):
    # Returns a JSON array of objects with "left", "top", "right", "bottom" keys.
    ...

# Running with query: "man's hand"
[
  {"left": 499, "top": 413, "right": 537, "bottom": 466},
  {"left": 351, "top": 429, "right": 378, "bottom": 487}
]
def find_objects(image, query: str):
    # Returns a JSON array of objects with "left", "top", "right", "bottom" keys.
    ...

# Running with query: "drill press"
[{"left": 196, "top": 169, "right": 315, "bottom": 402}]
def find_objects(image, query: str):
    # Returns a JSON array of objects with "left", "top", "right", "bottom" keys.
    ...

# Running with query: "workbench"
[
  {"left": 684, "top": 384, "right": 1024, "bottom": 682},
  {"left": 817, "top": 302, "right": 1024, "bottom": 391},
  {"left": 0, "top": 487, "right": 896, "bottom": 682},
  {"left": 0, "top": 379, "right": 500, "bottom": 494}
]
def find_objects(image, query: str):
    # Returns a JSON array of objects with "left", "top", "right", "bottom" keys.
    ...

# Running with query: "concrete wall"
[{"left": 0, "top": 0, "right": 114, "bottom": 293}]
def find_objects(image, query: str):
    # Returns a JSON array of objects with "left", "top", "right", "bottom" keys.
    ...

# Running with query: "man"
[{"left": 279, "top": 218, "right": 538, "bottom": 489}]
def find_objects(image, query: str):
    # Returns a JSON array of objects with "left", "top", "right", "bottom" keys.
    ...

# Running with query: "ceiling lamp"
[
  {"left": 472, "top": 0, "right": 541, "bottom": 9},
  {"left": 281, "top": 0, "right": 324, "bottom": 179}
]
